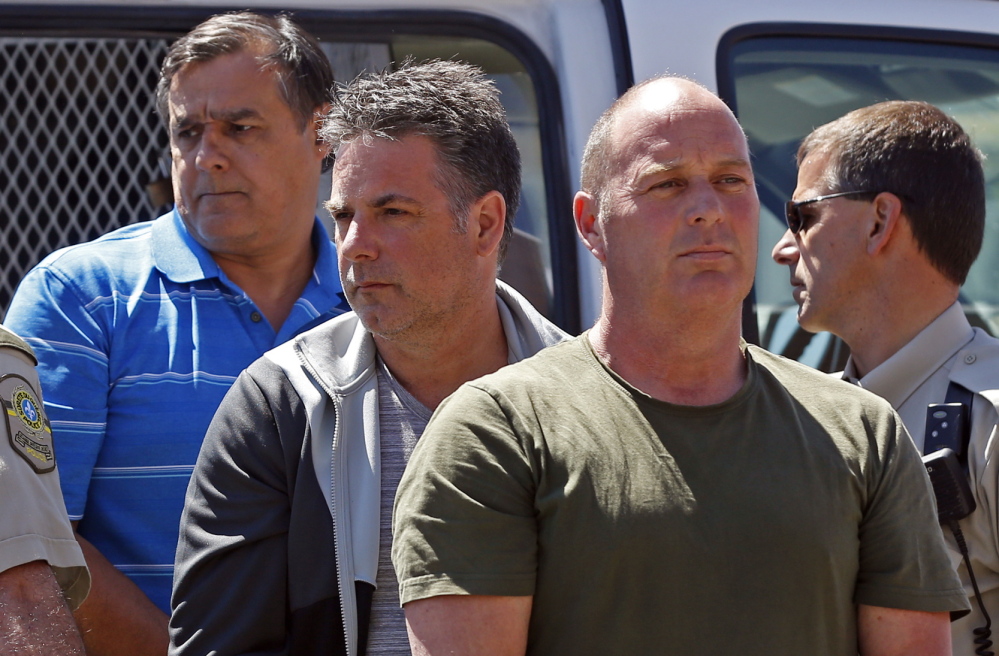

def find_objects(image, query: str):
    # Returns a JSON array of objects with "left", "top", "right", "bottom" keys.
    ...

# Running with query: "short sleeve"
[
  {"left": 0, "top": 346, "right": 90, "bottom": 609},
  {"left": 854, "top": 410, "right": 969, "bottom": 614},
  {"left": 392, "top": 383, "right": 539, "bottom": 605}
]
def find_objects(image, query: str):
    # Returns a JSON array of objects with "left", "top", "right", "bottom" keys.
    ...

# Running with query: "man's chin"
[
  {"left": 795, "top": 306, "right": 825, "bottom": 335},
  {"left": 354, "top": 309, "right": 409, "bottom": 341}
]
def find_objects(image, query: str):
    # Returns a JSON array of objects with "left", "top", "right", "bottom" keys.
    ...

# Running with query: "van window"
[
  {"left": 724, "top": 34, "right": 999, "bottom": 370},
  {"left": 0, "top": 21, "right": 561, "bottom": 324}
]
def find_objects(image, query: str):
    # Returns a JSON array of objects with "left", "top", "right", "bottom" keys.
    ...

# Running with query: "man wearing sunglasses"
[{"left": 773, "top": 100, "right": 999, "bottom": 655}]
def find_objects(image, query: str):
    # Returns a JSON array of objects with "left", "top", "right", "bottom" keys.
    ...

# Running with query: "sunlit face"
[
  {"left": 771, "top": 151, "right": 873, "bottom": 334},
  {"left": 168, "top": 48, "right": 326, "bottom": 262},
  {"left": 585, "top": 83, "right": 760, "bottom": 318},
  {"left": 327, "top": 134, "right": 486, "bottom": 341}
]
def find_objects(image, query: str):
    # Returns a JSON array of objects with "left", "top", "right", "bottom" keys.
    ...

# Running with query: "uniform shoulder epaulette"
[{"left": 0, "top": 324, "right": 37, "bottom": 365}]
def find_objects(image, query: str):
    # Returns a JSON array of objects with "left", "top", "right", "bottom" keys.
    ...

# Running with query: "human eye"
[
  {"left": 324, "top": 201, "right": 351, "bottom": 222},
  {"left": 381, "top": 206, "right": 409, "bottom": 217},
  {"left": 173, "top": 124, "right": 200, "bottom": 141},
  {"left": 796, "top": 208, "right": 819, "bottom": 231},
  {"left": 717, "top": 174, "right": 750, "bottom": 188},
  {"left": 650, "top": 177, "right": 683, "bottom": 192},
  {"left": 229, "top": 122, "right": 255, "bottom": 136}
]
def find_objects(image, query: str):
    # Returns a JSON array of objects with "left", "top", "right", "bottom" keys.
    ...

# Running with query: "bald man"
[{"left": 392, "top": 77, "right": 968, "bottom": 656}]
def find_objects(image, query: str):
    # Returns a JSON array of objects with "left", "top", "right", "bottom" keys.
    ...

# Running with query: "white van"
[{"left": 3, "top": 0, "right": 999, "bottom": 366}]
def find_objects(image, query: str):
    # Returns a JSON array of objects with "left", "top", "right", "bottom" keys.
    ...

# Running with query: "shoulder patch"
[{"left": 1, "top": 374, "right": 54, "bottom": 474}]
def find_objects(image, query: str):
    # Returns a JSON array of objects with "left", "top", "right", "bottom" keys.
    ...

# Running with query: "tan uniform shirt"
[
  {"left": 844, "top": 302, "right": 999, "bottom": 654},
  {"left": 0, "top": 323, "right": 89, "bottom": 609}
]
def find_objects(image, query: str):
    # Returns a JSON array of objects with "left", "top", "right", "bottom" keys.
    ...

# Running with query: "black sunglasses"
[{"left": 784, "top": 190, "right": 877, "bottom": 234}]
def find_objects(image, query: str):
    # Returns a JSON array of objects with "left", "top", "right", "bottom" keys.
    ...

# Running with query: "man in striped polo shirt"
[{"left": 3, "top": 12, "right": 350, "bottom": 655}]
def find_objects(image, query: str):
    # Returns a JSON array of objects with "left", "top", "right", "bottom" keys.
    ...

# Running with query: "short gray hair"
[
  {"left": 155, "top": 11, "right": 333, "bottom": 132},
  {"left": 320, "top": 59, "right": 521, "bottom": 261}
]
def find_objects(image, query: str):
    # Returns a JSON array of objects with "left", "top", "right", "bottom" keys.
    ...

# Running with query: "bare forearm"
[
  {"left": 857, "top": 604, "right": 952, "bottom": 656},
  {"left": 73, "top": 532, "right": 168, "bottom": 656},
  {"left": 0, "top": 560, "right": 86, "bottom": 656},
  {"left": 406, "top": 595, "right": 532, "bottom": 656}
]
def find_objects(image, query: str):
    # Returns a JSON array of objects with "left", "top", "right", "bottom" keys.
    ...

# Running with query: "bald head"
[
  {"left": 572, "top": 74, "right": 759, "bottom": 328},
  {"left": 580, "top": 77, "right": 744, "bottom": 201}
]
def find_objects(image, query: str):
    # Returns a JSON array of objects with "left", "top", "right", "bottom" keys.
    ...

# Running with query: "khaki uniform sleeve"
[{"left": 0, "top": 344, "right": 89, "bottom": 609}]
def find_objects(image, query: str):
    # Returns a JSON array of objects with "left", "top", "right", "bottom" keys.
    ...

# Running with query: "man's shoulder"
[
  {"left": 467, "top": 335, "right": 592, "bottom": 394},
  {"left": 951, "top": 327, "right": 999, "bottom": 399},
  {"left": 264, "top": 311, "right": 375, "bottom": 391},
  {"left": 749, "top": 344, "right": 894, "bottom": 409},
  {"left": 20, "top": 221, "right": 158, "bottom": 300},
  {"left": 0, "top": 325, "right": 35, "bottom": 363},
  {"left": 35, "top": 221, "right": 154, "bottom": 270}
]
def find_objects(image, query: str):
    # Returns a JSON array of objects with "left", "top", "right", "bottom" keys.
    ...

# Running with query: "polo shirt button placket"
[{"left": 250, "top": 311, "right": 263, "bottom": 324}]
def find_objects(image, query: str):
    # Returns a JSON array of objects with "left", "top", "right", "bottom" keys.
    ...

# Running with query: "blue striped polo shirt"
[{"left": 4, "top": 209, "right": 350, "bottom": 612}]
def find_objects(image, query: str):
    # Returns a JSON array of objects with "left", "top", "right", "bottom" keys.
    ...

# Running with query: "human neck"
[
  {"left": 213, "top": 239, "right": 317, "bottom": 331},
  {"left": 374, "top": 291, "right": 508, "bottom": 410},
  {"left": 589, "top": 306, "right": 747, "bottom": 406},
  {"left": 840, "top": 273, "right": 958, "bottom": 379}
]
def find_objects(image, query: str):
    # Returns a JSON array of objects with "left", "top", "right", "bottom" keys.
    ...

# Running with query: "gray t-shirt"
[
  {"left": 366, "top": 357, "right": 431, "bottom": 655},
  {"left": 394, "top": 335, "right": 968, "bottom": 656}
]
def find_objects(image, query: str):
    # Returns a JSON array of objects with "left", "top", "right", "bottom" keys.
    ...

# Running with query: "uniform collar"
[{"left": 843, "top": 301, "right": 974, "bottom": 408}]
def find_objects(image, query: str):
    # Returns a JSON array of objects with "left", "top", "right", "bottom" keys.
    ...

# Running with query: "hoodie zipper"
[{"left": 298, "top": 348, "right": 356, "bottom": 656}]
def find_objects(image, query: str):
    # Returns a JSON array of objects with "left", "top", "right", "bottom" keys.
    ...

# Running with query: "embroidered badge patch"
[{"left": 1, "top": 374, "right": 54, "bottom": 474}]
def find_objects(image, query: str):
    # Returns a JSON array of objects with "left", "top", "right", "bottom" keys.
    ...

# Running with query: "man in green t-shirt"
[{"left": 392, "top": 76, "right": 969, "bottom": 655}]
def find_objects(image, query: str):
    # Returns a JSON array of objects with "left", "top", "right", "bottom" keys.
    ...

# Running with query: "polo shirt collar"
[
  {"left": 844, "top": 301, "right": 974, "bottom": 408},
  {"left": 150, "top": 209, "right": 221, "bottom": 283},
  {"left": 150, "top": 208, "right": 341, "bottom": 293}
]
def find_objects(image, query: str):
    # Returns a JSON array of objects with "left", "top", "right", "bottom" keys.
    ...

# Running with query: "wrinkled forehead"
[{"left": 169, "top": 42, "right": 282, "bottom": 99}]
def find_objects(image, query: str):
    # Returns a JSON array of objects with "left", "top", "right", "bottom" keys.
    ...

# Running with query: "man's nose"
[
  {"left": 195, "top": 129, "right": 229, "bottom": 172},
  {"left": 686, "top": 181, "right": 724, "bottom": 225},
  {"left": 337, "top": 213, "right": 378, "bottom": 262},
  {"left": 772, "top": 229, "right": 800, "bottom": 266}
]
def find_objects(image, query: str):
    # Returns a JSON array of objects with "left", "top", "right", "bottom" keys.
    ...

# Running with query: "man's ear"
[
  {"left": 574, "top": 191, "right": 606, "bottom": 263},
  {"left": 867, "top": 191, "right": 904, "bottom": 256},
  {"left": 313, "top": 102, "right": 333, "bottom": 160},
  {"left": 469, "top": 190, "right": 507, "bottom": 257}
]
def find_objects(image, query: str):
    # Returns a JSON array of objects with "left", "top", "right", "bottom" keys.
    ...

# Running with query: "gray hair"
[
  {"left": 155, "top": 11, "right": 333, "bottom": 132},
  {"left": 320, "top": 59, "right": 521, "bottom": 261}
]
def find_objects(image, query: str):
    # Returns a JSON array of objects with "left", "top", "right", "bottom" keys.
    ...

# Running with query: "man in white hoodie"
[{"left": 170, "top": 60, "right": 567, "bottom": 656}]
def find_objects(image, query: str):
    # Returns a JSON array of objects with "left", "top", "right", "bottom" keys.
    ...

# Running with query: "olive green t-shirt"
[{"left": 393, "top": 335, "right": 967, "bottom": 655}]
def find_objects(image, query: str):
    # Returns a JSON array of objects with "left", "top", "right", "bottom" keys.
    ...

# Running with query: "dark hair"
[
  {"left": 155, "top": 11, "right": 333, "bottom": 132},
  {"left": 320, "top": 59, "right": 521, "bottom": 261},
  {"left": 798, "top": 101, "right": 985, "bottom": 285}
]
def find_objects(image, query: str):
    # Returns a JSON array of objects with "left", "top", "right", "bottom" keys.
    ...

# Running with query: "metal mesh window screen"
[{"left": 0, "top": 36, "right": 171, "bottom": 315}]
